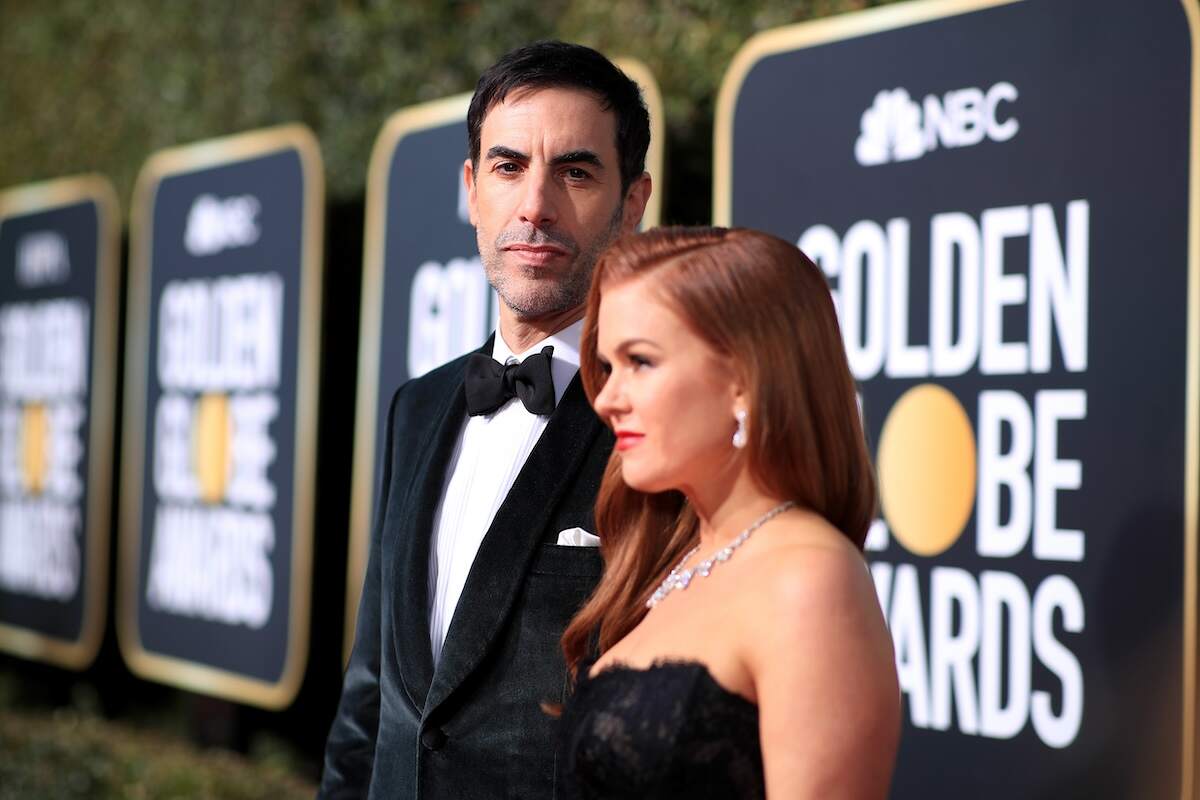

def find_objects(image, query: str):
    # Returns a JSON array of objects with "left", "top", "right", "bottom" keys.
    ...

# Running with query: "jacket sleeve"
[{"left": 319, "top": 385, "right": 404, "bottom": 798}]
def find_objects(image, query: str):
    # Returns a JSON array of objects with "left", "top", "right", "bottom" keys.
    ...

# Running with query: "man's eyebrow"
[
  {"left": 550, "top": 150, "right": 605, "bottom": 169},
  {"left": 486, "top": 145, "right": 529, "bottom": 162}
]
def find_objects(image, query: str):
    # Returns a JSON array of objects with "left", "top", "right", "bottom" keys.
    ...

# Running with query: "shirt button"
[{"left": 421, "top": 727, "right": 448, "bottom": 751}]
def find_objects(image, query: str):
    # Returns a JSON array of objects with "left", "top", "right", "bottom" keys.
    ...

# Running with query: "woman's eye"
[{"left": 630, "top": 354, "right": 653, "bottom": 368}]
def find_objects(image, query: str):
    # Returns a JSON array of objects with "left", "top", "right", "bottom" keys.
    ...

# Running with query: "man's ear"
[
  {"left": 620, "top": 172, "right": 652, "bottom": 234},
  {"left": 463, "top": 158, "right": 478, "bottom": 227}
]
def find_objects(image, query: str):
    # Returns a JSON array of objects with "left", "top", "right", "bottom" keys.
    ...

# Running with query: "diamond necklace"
[{"left": 645, "top": 501, "right": 796, "bottom": 609}]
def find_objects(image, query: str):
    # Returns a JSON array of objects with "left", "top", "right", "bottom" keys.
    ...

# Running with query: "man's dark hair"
[{"left": 468, "top": 41, "right": 650, "bottom": 194}]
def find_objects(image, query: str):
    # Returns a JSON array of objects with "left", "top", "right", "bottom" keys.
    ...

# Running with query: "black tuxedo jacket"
[{"left": 321, "top": 345, "right": 611, "bottom": 799}]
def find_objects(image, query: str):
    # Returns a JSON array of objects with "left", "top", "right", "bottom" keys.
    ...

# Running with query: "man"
[{"left": 320, "top": 41, "right": 652, "bottom": 798}]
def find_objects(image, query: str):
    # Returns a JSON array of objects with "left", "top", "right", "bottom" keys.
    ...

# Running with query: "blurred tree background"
[
  {"left": 1, "top": 0, "right": 898, "bottom": 222},
  {"left": 0, "top": 0, "right": 901, "bottom": 792}
]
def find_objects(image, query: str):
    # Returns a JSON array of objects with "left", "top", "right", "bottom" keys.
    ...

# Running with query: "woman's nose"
[{"left": 593, "top": 371, "right": 624, "bottom": 417}]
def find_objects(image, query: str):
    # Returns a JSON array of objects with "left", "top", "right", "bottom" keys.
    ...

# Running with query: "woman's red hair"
[{"left": 561, "top": 226, "right": 877, "bottom": 676}]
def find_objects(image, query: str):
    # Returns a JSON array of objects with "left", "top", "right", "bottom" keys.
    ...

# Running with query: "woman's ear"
[{"left": 729, "top": 367, "right": 750, "bottom": 415}]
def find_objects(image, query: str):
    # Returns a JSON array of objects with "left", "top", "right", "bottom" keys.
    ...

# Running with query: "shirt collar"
[{"left": 492, "top": 317, "right": 584, "bottom": 409}]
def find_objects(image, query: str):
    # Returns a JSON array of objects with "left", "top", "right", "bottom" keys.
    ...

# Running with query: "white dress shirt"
[{"left": 427, "top": 319, "right": 583, "bottom": 667}]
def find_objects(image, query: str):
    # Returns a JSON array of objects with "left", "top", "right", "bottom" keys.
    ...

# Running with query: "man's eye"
[
  {"left": 497, "top": 162, "right": 520, "bottom": 173},
  {"left": 565, "top": 167, "right": 590, "bottom": 180}
]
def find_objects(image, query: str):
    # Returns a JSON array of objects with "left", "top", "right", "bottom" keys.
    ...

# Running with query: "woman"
[{"left": 557, "top": 227, "right": 900, "bottom": 799}]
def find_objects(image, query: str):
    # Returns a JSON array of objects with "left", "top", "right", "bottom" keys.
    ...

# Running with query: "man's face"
[{"left": 465, "top": 87, "right": 648, "bottom": 321}]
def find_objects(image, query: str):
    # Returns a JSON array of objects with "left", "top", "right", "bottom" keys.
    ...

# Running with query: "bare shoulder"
[
  {"left": 737, "top": 510, "right": 895, "bottom": 691},
  {"left": 743, "top": 511, "right": 878, "bottom": 622},
  {"left": 742, "top": 511, "right": 900, "bottom": 798}
]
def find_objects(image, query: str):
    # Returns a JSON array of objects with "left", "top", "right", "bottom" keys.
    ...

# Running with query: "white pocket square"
[{"left": 556, "top": 527, "right": 600, "bottom": 547}]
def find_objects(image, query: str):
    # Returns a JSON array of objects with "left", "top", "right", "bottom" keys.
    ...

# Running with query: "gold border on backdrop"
[
  {"left": 1183, "top": 2, "right": 1199, "bottom": 796},
  {"left": 344, "top": 62, "right": 669, "bottom": 660},
  {"left": 118, "top": 125, "right": 324, "bottom": 710},
  {"left": 712, "top": 1, "right": 1199, "bottom": 796},
  {"left": 0, "top": 174, "right": 120, "bottom": 671},
  {"left": 613, "top": 56, "right": 665, "bottom": 229}
]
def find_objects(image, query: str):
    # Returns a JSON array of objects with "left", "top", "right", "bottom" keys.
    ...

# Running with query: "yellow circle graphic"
[
  {"left": 21, "top": 402, "right": 49, "bottom": 495},
  {"left": 193, "top": 393, "right": 231, "bottom": 504},
  {"left": 877, "top": 383, "right": 976, "bottom": 557}
]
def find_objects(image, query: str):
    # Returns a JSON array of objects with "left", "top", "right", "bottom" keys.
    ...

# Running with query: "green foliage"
[
  {"left": 0, "top": 709, "right": 316, "bottom": 800},
  {"left": 0, "top": 0, "right": 898, "bottom": 216}
]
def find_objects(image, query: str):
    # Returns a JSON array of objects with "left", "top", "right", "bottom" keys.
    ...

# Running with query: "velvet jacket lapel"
[
  {"left": 392, "top": 349, "right": 479, "bottom": 715},
  {"left": 424, "top": 375, "right": 603, "bottom": 715}
]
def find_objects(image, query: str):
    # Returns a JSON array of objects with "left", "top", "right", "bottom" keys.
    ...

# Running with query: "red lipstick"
[{"left": 615, "top": 431, "right": 643, "bottom": 451}]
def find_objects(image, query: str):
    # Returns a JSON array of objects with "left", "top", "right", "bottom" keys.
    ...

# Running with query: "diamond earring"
[{"left": 732, "top": 408, "right": 748, "bottom": 449}]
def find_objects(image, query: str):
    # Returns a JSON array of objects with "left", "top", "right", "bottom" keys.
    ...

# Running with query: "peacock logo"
[{"left": 855, "top": 82, "right": 1019, "bottom": 167}]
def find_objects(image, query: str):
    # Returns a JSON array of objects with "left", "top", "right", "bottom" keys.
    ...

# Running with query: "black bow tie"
[{"left": 465, "top": 345, "right": 556, "bottom": 416}]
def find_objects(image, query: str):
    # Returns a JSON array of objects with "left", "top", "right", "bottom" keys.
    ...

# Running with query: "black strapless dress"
[{"left": 558, "top": 657, "right": 765, "bottom": 799}]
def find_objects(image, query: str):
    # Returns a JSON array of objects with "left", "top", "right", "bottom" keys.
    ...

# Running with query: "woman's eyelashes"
[
  {"left": 595, "top": 352, "right": 654, "bottom": 373},
  {"left": 628, "top": 353, "right": 654, "bottom": 369}
]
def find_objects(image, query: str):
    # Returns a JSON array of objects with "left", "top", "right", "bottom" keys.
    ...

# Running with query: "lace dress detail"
[{"left": 558, "top": 658, "right": 765, "bottom": 799}]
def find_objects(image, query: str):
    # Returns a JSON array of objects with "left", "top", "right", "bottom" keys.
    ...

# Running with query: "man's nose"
[{"left": 517, "top": 169, "right": 558, "bottom": 227}]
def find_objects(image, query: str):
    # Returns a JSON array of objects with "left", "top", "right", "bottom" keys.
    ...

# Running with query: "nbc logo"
[
  {"left": 855, "top": 82, "right": 1020, "bottom": 166},
  {"left": 184, "top": 194, "right": 262, "bottom": 257},
  {"left": 16, "top": 231, "right": 71, "bottom": 287}
]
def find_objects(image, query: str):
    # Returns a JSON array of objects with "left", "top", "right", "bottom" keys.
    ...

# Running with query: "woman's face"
[{"left": 593, "top": 275, "right": 743, "bottom": 495}]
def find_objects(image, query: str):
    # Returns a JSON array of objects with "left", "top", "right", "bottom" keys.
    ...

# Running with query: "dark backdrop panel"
[
  {"left": 121, "top": 128, "right": 322, "bottom": 708},
  {"left": 719, "top": 1, "right": 1194, "bottom": 795},
  {"left": 0, "top": 179, "right": 117, "bottom": 670}
]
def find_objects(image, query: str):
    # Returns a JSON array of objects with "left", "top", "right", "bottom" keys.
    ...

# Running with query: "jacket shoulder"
[{"left": 390, "top": 350, "right": 473, "bottom": 419}]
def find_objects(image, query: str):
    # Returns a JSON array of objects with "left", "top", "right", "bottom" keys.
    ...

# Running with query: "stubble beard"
[{"left": 482, "top": 202, "right": 625, "bottom": 320}]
